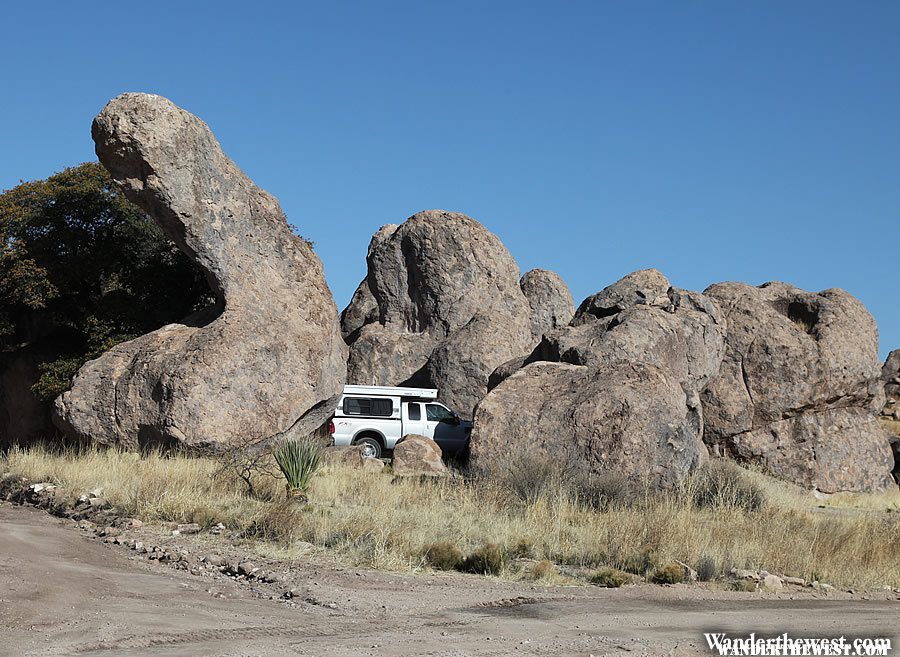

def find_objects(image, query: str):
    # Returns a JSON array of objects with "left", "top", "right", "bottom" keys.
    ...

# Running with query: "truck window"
[
  {"left": 407, "top": 403, "right": 421, "bottom": 420},
  {"left": 343, "top": 397, "right": 393, "bottom": 417},
  {"left": 426, "top": 404, "right": 454, "bottom": 422}
]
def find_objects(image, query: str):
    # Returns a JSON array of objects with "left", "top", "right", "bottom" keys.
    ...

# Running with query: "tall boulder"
[
  {"left": 701, "top": 281, "right": 894, "bottom": 492},
  {"left": 519, "top": 268, "right": 575, "bottom": 340},
  {"left": 880, "top": 350, "right": 900, "bottom": 422},
  {"left": 342, "top": 211, "right": 571, "bottom": 417},
  {"left": 54, "top": 93, "right": 347, "bottom": 450},
  {"left": 470, "top": 270, "right": 726, "bottom": 487}
]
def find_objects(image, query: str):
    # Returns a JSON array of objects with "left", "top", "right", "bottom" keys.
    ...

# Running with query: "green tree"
[{"left": 0, "top": 162, "right": 211, "bottom": 403}]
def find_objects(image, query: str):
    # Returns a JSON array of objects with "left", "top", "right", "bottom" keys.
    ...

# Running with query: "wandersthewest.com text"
[{"left": 704, "top": 633, "right": 892, "bottom": 656}]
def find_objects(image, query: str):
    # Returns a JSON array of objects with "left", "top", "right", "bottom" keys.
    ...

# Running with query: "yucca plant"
[{"left": 272, "top": 438, "right": 323, "bottom": 500}]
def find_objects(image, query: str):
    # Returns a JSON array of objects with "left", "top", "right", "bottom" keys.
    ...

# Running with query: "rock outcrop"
[
  {"left": 470, "top": 270, "right": 726, "bottom": 487},
  {"left": 54, "top": 93, "right": 347, "bottom": 450},
  {"left": 342, "top": 211, "right": 572, "bottom": 417},
  {"left": 701, "top": 282, "right": 894, "bottom": 492}
]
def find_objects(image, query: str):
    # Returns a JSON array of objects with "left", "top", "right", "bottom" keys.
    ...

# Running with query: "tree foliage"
[{"left": 0, "top": 162, "right": 211, "bottom": 402}]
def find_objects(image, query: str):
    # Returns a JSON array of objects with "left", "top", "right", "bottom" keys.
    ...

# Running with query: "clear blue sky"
[{"left": 2, "top": 2, "right": 898, "bottom": 357}]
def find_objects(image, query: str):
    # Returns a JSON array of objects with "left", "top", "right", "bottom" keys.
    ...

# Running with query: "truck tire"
[{"left": 353, "top": 435, "right": 382, "bottom": 459}]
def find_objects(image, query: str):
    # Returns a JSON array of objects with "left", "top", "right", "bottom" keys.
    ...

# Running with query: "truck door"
[
  {"left": 426, "top": 403, "right": 468, "bottom": 455},
  {"left": 402, "top": 401, "right": 427, "bottom": 437}
]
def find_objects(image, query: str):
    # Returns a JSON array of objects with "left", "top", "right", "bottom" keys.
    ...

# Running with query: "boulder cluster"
[
  {"left": 340, "top": 211, "right": 573, "bottom": 418},
  {"left": 42, "top": 93, "right": 898, "bottom": 492}
]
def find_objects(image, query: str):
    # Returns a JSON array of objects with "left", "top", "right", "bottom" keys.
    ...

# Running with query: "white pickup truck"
[{"left": 329, "top": 385, "right": 472, "bottom": 459}]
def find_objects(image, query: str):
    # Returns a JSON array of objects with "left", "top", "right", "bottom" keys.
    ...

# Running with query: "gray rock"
[
  {"left": 343, "top": 211, "right": 565, "bottom": 417},
  {"left": 471, "top": 361, "right": 710, "bottom": 488},
  {"left": 701, "top": 281, "right": 894, "bottom": 492},
  {"left": 762, "top": 574, "right": 784, "bottom": 591},
  {"left": 471, "top": 270, "right": 725, "bottom": 488},
  {"left": 176, "top": 523, "right": 201, "bottom": 535},
  {"left": 881, "top": 350, "right": 900, "bottom": 422},
  {"left": 54, "top": 93, "right": 347, "bottom": 450},
  {"left": 323, "top": 444, "right": 369, "bottom": 469},
  {"left": 519, "top": 268, "right": 575, "bottom": 340},
  {"left": 392, "top": 435, "right": 447, "bottom": 477}
]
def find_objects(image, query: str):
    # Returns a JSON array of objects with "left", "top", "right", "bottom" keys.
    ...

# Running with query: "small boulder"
[
  {"left": 762, "top": 574, "right": 784, "bottom": 591},
  {"left": 323, "top": 444, "right": 368, "bottom": 469},
  {"left": 392, "top": 435, "right": 447, "bottom": 476}
]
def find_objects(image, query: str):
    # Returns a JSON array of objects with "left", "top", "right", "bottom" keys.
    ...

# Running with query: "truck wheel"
[{"left": 354, "top": 436, "right": 382, "bottom": 459}]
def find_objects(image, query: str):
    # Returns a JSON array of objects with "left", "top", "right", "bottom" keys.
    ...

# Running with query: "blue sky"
[{"left": 2, "top": 2, "right": 898, "bottom": 357}]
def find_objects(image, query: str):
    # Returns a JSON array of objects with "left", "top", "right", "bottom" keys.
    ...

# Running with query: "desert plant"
[
  {"left": 272, "top": 438, "right": 323, "bottom": 498},
  {"left": 650, "top": 563, "right": 686, "bottom": 585},
  {"left": 495, "top": 452, "right": 562, "bottom": 504},
  {"left": 570, "top": 470, "right": 643, "bottom": 511},
  {"left": 511, "top": 537, "right": 535, "bottom": 559},
  {"left": 620, "top": 548, "right": 660, "bottom": 576},
  {"left": 459, "top": 543, "right": 504, "bottom": 575},
  {"left": 589, "top": 567, "right": 633, "bottom": 588},
  {"left": 690, "top": 460, "right": 766, "bottom": 512},
  {"left": 696, "top": 554, "right": 718, "bottom": 582},
  {"left": 423, "top": 541, "right": 463, "bottom": 570},
  {"left": 729, "top": 579, "right": 758, "bottom": 592},
  {"left": 530, "top": 559, "right": 556, "bottom": 580}
]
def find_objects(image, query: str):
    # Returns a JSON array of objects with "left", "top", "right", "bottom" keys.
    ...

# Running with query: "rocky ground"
[{"left": 2, "top": 502, "right": 897, "bottom": 657}]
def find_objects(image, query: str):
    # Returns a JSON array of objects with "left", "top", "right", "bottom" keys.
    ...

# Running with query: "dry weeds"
[{"left": 3, "top": 445, "right": 899, "bottom": 589}]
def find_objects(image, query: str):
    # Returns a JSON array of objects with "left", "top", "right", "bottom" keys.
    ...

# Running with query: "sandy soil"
[{"left": 1, "top": 503, "right": 896, "bottom": 657}]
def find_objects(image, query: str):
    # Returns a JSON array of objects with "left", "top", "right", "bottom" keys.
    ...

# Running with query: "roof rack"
[{"left": 343, "top": 384, "right": 438, "bottom": 400}]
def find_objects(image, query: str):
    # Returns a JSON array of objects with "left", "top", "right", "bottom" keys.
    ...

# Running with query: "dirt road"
[{"left": 0, "top": 504, "right": 896, "bottom": 657}]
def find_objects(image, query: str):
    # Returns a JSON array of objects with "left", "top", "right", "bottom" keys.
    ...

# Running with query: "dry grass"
[{"left": 3, "top": 445, "right": 899, "bottom": 589}]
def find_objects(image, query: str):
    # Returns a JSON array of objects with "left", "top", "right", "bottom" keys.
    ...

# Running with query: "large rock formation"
[
  {"left": 701, "top": 282, "right": 894, "bottom": 492},
  {"left": 470, "top": 270, "right": 726, "bottom": 487},
  {"left": 341, "top": 211, "right": 572, "bottom": 417},
  {"left": 54, "top": 93, "right": 347, "bottom": 450}
]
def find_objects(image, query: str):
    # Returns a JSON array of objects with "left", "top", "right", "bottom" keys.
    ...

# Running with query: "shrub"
[
  {"left": 690, "top": 460, "right": 766, "bottom": 512},
  {"left": 511, "top": 538, "right": 535, "bottom": 559},
  {"left": 696, "top": 554, "right": 718, "bottom": 582},
  {"left": 570, "top": 470, "right": 642, "bottom": 511},
  {"left": 423, "top": 541, "right": 463, "bottom": 570},
  {"left": 589, "top": 567, "right": 633, "bottom": 588},
  {"left": 621, "top": 549, "right": 660, "bottom": 576},
  {"left": 496, "top": 453, "right": 562, "bottom": 504},
  {"left": 530, "top": 560, "right": 556, "bottom": 580},
  {"left": 650, "top": 563, "right": 685, "bottom": 585},
  {"left": 459, "top": 543, "right": 504, "bottom": 575},
  {"left": 729, "top": 579, "right": 758, "bottom": 592},
  {"left": 272, "top": 438, "right": 323, "bottom": 497}
]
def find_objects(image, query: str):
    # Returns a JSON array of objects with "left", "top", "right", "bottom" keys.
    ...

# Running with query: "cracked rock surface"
[{"left": 701, "top": 281, "right": 893, "bottom": 492}]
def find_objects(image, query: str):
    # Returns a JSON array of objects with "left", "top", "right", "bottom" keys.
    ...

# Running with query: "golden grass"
[{"left": 3, "top": 445, "right": 899, "bottom": 589}]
